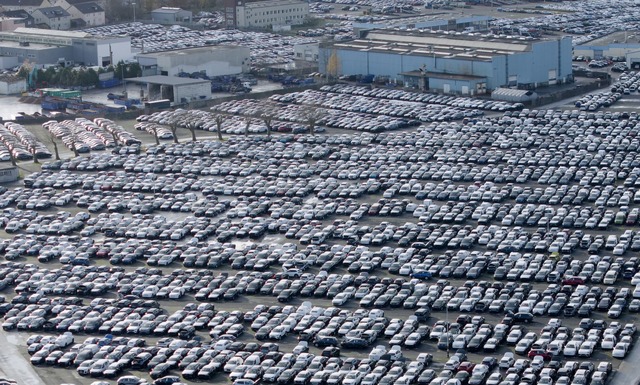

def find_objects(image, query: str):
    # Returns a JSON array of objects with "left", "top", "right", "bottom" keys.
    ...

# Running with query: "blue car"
[{"left": 411, "top": 271, "right": 432, "bottom": 280}]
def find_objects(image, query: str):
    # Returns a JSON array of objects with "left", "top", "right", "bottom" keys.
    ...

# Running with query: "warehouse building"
[
  {"left": 319, "top": 29, "right": 573, "bottom": 94},
  {"left": 151, "top": 7, "right": 193, "bottom": 24},
  {"left": 0, "top": 27, "right": 132, "bottom": 66},
  {"left": 128, "top": 75, "right": 212, "bottom": 105},
  {"left": 136, "top": 45, "right": 250, "bottom": 77},
  {"left": 224, "top": 0, "right": 309, "bottom": 29}
]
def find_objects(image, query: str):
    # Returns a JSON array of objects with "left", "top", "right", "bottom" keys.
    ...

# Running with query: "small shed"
[
  {"left": 151, "top": 7, "right": 193, "bottom": 24},
  {"left": 127, "top": 75, "right": 211, "bottom": 105},
  {"left": 0, "top": 75, "right": 26, "bottom": 95},
  {"left": 491, "top": 88, "right": 538, "bottom": 102},
  {"left": 0, "top": 165, "right": 18, "bottom": 183}
]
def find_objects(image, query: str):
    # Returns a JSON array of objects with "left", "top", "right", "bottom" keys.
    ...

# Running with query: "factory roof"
[
  {"left": 0, "top": 0, "right": 41, "bottom": 6},
  {"left": 0, "top": 40, "right": 63, "bottom": 50},
  {"left": 152, "top": 7, "right": 190, "bottom": 14},
  {"left": 401, "top": 70, "right": 487, "bottom": 81},
  {"left": 127, "top": 75, "right": 210, "bottom": 86},
  {"left": 34, "top": 6, "right": 71, "bottom": 19},
  {"left": 136, "top": 45, "right": 246, "bottom": 58},
  {"left": 14, "top": 27, "right": 89, "bottom": 38},
  {"left": 74, "top": 2, "right": 104, "bottom": 14},
  {"left": 332, "top": 29, "right": 549, "bottom": 62},
  {"left": 0, "top": 74, "right": 24, "bottom": 83}
]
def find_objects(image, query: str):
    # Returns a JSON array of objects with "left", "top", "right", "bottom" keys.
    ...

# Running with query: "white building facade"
[{"left": 227, "top": 0, "right": 309, "bottom": 29}]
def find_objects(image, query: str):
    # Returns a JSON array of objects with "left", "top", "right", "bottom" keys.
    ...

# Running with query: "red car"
[
  {"left": 458, "top": 362, "right": 476, "bottom": 373},
  {"left": 562, "top": 276, "right": 585, "bottom": 286},
  {"left": 528, "top": 349, "right": 552, "bottom": 360}
]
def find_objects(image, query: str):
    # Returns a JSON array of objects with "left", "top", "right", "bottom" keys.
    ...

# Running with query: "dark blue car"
[{"left": 411, "top": 271, "right": 433, "bottom": 280}]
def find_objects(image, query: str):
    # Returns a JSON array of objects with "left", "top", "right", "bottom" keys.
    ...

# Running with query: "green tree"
[
  {"left": 115, "top": 61, "right": 125, "bottom": 80},
  {"left": 126, "top": 62, "right": 142, "bottom": 78},
  {"left": 86, "top": 68, "right": 99, "bottom": 87},
  {"left": 45, "top": 67, "right": 56, "bottom": 85},
  {"left": 76, "top": 69, "right": 88, "bottom": 87},
  {"left": 17, "top": 66, "right": 29, "bottom": 79},
  {"left": 36, "top": 69, "right": 46, "bottom": 86}
]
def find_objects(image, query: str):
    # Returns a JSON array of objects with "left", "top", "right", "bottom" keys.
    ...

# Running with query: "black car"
[
  {"left": 512, "top": 312, "right": 534, "bottom": 323},
  {"left": 314, "top": 336, "right": 339, "bottom": 348},
  {"left": 415, "top": 307, "right": 431, "bottom": 322},
  {"left": 150, "top": 363, "right": 172, "bottom": 379}
]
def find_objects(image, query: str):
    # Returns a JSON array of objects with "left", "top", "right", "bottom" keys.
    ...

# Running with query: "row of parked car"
[
  {"left": 0, "top": 122, "right": 51, "bottom": 161},
  {"left": 8, "top": 283, "right": 635, "bottom": 385},
  {"left": 316, "top": 84, "right": 523, "bottom": 112},
  {"left": 83, "top": 22, "right": 317, "bottom": 67},
  {"left": 42, "top": 118, "right": 142, "bottom": 154}
]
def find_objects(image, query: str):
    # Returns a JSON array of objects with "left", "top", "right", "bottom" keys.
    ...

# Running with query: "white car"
[
  {"left": 612, "top": 342, "right": 629, "bottom": 358},
  {"left": 332, "top": 293, "right": 350, "bottom": 306},
  {"left": 563, "top": 341, "right": 579, "bottom": 356},
  {"left": 499, "top": 352, "right": 515, "bottom": 369},
  {"left": 342, "top": 371, "right": 363, "bottom": 385},
  {"left": 600, "top": 334, "right": 617, "bottom": 350},
  {"left": 168, "top": 287, "right": 185, "bottom": 299},
  {"left": 578, "top": 341, "right": 595, "bottom": 357}
]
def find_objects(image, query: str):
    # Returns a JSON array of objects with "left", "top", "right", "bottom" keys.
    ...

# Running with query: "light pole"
[
  {"left": 132, "top": 2, "right": 136, "bottom": 23},
  {"left": 446, "top": 304, "right": 450, "bottom": 358}
]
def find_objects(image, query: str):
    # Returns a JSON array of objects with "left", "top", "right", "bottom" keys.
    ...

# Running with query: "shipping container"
[
  {"left": 99, "top": 78, "right": 122, "bottom": 89},
  {"left": 145, "top": 99, "right": 171, "bottom": 109}
]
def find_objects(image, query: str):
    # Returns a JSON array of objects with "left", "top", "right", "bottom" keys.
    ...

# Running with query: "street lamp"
[
  {"left": 446, "top": 303, "right": 450, "bottom": 358},
  {"left": 132, "top": 2, "right": 136, "bottom": 23}
]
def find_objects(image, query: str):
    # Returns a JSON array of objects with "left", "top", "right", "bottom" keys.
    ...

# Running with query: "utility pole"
[
  {"left": 132, "top": 2, "right": 137, "bottom": 23},
  {"left": 446, "top": 304, "right": 450, "bottom": 358}
]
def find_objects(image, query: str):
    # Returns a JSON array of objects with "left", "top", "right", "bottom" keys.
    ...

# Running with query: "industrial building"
[
  {"left": 319, "top": 29, "right": 573, "bottom": 95},
  {"left": 136, "top": 45, "right": 250, "bottom": 77},
  {"left": 0, "top": 74, "right": 25, "bottom": 94},
  {"left": 0, "top": 27, "right": 132, "bottom": 67},
  {"left": 224, "top": 0, "right": 309, "bottom": 29},
  {"left": 128, "top": 75, "right": 212, "bottom": 105},
  {"left": 294, "top": 43, "right": 319, "bottom": 62},
  {"left": 0, "top": 165, "right": 18, "bottom": 183},
  {"left": 574, "top": 31, "right": 640, "bottom": 60},
  {"left": 151, "top": 7, "right": 193, "bottom": 24}
]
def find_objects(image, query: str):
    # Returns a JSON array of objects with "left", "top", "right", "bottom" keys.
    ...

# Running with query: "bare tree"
[
  {"left": 70, "top": 141, "right": 79, "bottom": 157},
  {"left": 257, "top": 101, "right": 278, "bottom": 137},
  {"left": 110, "top": 132, "right": 119, "bottom": 147},
  {"left": 48, "top": 131, "right": 60, "bottom": 160},
  {"left": 149, "top": 126, "right": 160, "bottom": 145},
  {"left": 7, "top": 150, "right": 16, "bottom": 166},
  {"left": 187, "top": 124, "right": 197, "bottom": 142},
  {"left": 243, "top": 115, "right": 252, "bottom": 137},
  {"left": 214, "top": 114, "right": 228, "bottom": 141},
  {"left": 169, "top": 120, "right": 180, "bottom": 144},
  {"left": 30, "top": 147, "right": 39, "bottom": 164},
  {"left": 299, "top": 105, "right": 326, "bottom": 135}
]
